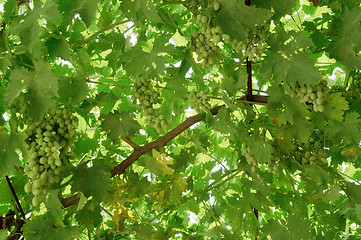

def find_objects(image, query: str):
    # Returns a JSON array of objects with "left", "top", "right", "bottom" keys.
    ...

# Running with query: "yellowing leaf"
[{"left": 143, "top": 149, "right": 174, "bottom": 177}]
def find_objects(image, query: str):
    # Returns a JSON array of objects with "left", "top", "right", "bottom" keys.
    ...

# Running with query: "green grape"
[
  {"left": 24, "top": 182, "right": 32, "bottom": 193},
  {"left": 188, "top": 90, "right": 211, "bottom": 113},
  {"left": 287, "top": 81, "right": 329, "bottom": 112},
  {"left": 24, "top": 106, "right": 78, "bottom": 206}
]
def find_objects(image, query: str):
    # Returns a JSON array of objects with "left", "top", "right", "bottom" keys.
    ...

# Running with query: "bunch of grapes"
[
  {"left": 293, "top": 142, "right": 327, "bottom": 166},
  {"left": 188, "top": 90, "right": 211, "bottom": 113},
  {"left": 232, "top": 25, "right": 269, "bottom": 61},
  {"left": 131, "top": 76, "right": 170, "bottom": 133},
  {"left": 23, "top": 108, "right": 78, "bottom": 206},
  {"left": 287, "top": 81, "right": 329, "bottom": 112},
  {"left": 191, "top": 15, "right": 224, "bottom": 68},
  {"left": 241, "top": 142, "right": 256, "bottom": 166}
]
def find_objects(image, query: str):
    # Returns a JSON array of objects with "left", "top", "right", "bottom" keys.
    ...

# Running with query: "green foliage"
[{"left": 1, "top": 0, "right": 361, "bottom": 239}]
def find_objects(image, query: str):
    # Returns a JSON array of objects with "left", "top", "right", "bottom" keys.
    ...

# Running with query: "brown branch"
[
  {"left": 246, "top": 60, "right": 253, "bottom": 101},
  {"left": 111, "top": 96, "right": 268, "bottom": 177},
  {"left": 61, "top": 95, "right": 269, "bottom": 208},
  {"left": 121, "top": 136, "right": 140, "bottom": 149},
  {"left": 5, "top": 175, "right": 25, "bottom": 219}
]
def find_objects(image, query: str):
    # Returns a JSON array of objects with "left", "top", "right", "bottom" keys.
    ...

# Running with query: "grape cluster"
[
  {"left": 294, "top": 142, "right": 327, "bottom": 166},
  {"left": 287, "top": 81, "right": 329, "bottom": 112},
  {"left": 241, "top": 142, "right": 256, "bottom": 166},
  {"left": 131, "top": 76, "right": 170, "bottom": 133},
  {"left": 191, "top": 11, "right": 230, "bottom": 68},
  {"left": 188, "top": 90, "right": 211, "bottom": 112},
  {"left": 232, "top": 25, "right": 269, "bottom": 61},
  {"left": 23, "top": 108, "right": 78, "bottom": 206}
]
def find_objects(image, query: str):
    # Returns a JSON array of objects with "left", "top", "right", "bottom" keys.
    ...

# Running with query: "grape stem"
[{"left": 5, "top": 175, "right": 26, "bottom": 219}]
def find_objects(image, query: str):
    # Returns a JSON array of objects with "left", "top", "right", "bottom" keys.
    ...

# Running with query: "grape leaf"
[
  {"left": 325, "top": 112, "right": 361, "bottom": 145},
  {"left": 252, "top": 0, "right": 297, "bottom": 21},
  {"left": 248, "top": 135, "right": 272, "bottom": 164},
  {"left": 100, "top": 111, "right": 141, "bottom": 144},
  {"left": 58, "top": 77, "right": 89, "bottom": 104},
  {"left": 33, "top": 61, "right": 59, "bottom": 98},
  {"left": 120, "top": 0, "right": 162, "bottom": 28},
  {"left": 41, "top": 0, "right": 60, "bottom": 23},
  {"left": 267, "top": 85, "right": 308, "bottom": 125},
  {"left": 45, "top": 190, "right": 64, "bottom": 225},
  {"left": 22, "top": 217, "right": 79, "bottom": 240},
  {"left": 75, "top": 201, "right": 102, "bottom": 229},
  {"left": 4, "top": 67, "right": 31, "bottom": 107},
  {"left": 214, "top": 0, "right": 273, "bottom": 41},
  {"left": 344, "top": 182, "right": 361, "bottom": 205},
  {"left": 0, "top": 131, "right": 26, "bottom": 178},
  {"left": 310, "top": 184, "right": 341, "bottom": 203},
  {"left": 0, "top": 230, "right": 7, "bottom": 239},
  {"left": 45, "top": 37, "right": 73, "bottom": 61},
  {"left": 328, "top": 38, "right": 361, "bottom": 70},
  {"left": 71, "top": 160, "right": 112, "bottom": 203},
  {"left": 9, "top": 11, "right": 43, "bottom": 57},
  {"left": 3, "top": 0, "right": 17, "bottom": 23},
  {"left": 323, "top": 93, "right": 349, "bottom": 122},
  {"left": 24, "top": 89, "right": 55, "bottom": 120},
  {"left": 287, "top": 210, "right": 312, "bottom": 240},
  {"left": 287, "top": 53, "right": 321, "bottom": 87},
  {"left": 78, "top": 0, "right": 100, "bottom": 27},
  {"left": 141, "top": 149, "right": 174, "bottom": 177}
]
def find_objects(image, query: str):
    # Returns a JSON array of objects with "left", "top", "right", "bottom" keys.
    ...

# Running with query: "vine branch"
[
  {"left": 61, "top": 95, "right": 268, "bottom": 207},
  {"left": 245, "top": 0, "right": 253, "bottom": 102},
  {"left": 5, "top": 175, "right": 25, "bottom": 220},
  {"left": 73, "top": 19, "right": 130, "bottom": 44}
]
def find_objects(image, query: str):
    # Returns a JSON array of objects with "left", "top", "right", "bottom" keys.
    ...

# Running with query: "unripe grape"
[
  {"left": 214, "top": 2, "right": 220, "bottom": 11},
  {"left": 24, "top": 182, "right": 32, "bottom": 193},
  {"left": 32, "top": 196, "right": 40, "bottom": 206}
]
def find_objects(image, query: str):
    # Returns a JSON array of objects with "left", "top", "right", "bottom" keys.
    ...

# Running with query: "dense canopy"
[{"left": 1, "top": 0, "right": 361, "bottom": 239}]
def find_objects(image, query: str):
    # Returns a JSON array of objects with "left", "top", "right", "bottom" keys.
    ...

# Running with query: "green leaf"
[
  {"left": 0, "top": 132, "right": 26, "bottom": 178},
  {"left": 4, "top": 67, "right": 31, "bottom": 107},
  {"left": 344, "top": 182, "right": 361, "bottom": 205},
  {"left": 253, "top": 0, "right": 297, "bottom": 21},
  {"left": 325, "top": 112, "right": 361, "bottom": 145},
  {"left": 328, "top": 38, "right": 361, "bottom": 70},
  {"left": 45, "top": 190, "right": 64, "bottom": 225},
  {"left": 71, "top": 159, "right": 112, "bottom": 203},
  {"left": 0, "top": 230, "right": 8, "bottom": 240},
  {"left": 45, "top": 37, "right": 73, "bottom": 60},
  {"left": 120, "top": 0, "right": 162, "bottom": 28},
  {"left": 287, "top": 210, "right": 311, "bottom": 240},
  {"left": 22, "top": 217, "right": 79, "bottom": 240},
  {"left": 33, "top": 61, "right": 59, "bottom": 98},
  {"left": 287, "top": 53, "right": 321, "bottom": 87},
  {"left": 267, "top": 85, "right": 308, "bottom": 125},
  {"left": 323, "top": 93, "right": 349, "bottom": 122},
  {"left": 3, "top": 0, "right": 17, "bottom": 23},
  {"left": 9, "top": 11, "right": 43, "bottom": 57},
  {"left": 75, "top": 200, "right": 102, "bottom": 229},
  {"left": 41, "top": 0, "right": 60, "bottom": 23},
  {"left": 78, "top": 0, "right": 100, "bottom": 27},
  {"left": 214, "top": 0, "right": 273, "bottom": 41},
  {"left": 248, "top": 135, "right": 272, "bottom": 164},
  {"left": 100, "top": 111, "right": 141, "bottom": 144},
  {"left": 58, "top": 77, "right": 89, "bottom": 104}
]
